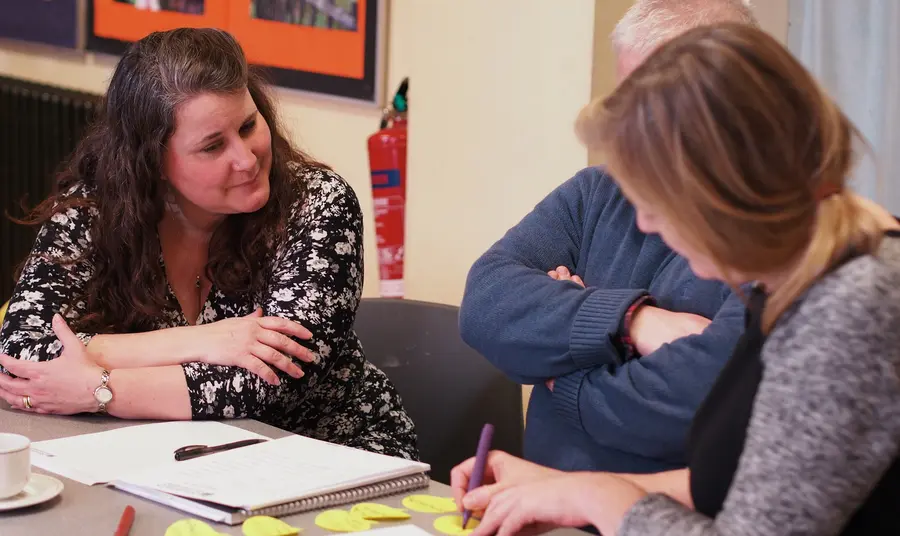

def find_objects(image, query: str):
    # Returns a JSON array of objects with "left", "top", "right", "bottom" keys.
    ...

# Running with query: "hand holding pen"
[
  {"left": 446, "top": 424, "right": 495, "bottom": 529},
  {"left": 450, "top": 429, "right": 565, "bottom": 528}
]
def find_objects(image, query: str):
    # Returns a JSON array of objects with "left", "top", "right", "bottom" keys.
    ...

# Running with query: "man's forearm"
[
  {"left": 551, "top": 293, "right": 745, "bottom": 461},
  {"left": 106, "top": 366, "right": 192, "bottom": 420},
  {"left": 461, "top": 269, "right": 645, "bottom": 382},
  {"left": 88, "top": 327, "right": 202, "bottom": 370}
]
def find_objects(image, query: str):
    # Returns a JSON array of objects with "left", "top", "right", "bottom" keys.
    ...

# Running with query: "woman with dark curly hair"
[{"left": 0, "top": 27, "right": 418, "bottom": 460}]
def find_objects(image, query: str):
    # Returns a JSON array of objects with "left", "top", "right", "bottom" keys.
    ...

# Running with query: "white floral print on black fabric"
[{"left": 0, "top": 168, "right": 418, "bottom": 461}]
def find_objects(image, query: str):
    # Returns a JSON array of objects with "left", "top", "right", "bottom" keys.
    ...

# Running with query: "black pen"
[{"left": 174, "top": 438, "right": 268, "bottom": 461}]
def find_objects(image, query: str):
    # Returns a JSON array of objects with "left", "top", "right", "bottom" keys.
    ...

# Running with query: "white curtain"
[{"left": 788, "top": 0, "right": 900, "bottom": 213}]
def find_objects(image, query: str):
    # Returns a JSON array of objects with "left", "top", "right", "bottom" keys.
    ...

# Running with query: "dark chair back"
[{"left": 353, "top": 298, "right": 524, "bottom": 484}]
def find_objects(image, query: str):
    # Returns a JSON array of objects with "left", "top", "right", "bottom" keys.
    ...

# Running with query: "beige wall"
[
  {"left": 753, "top": 0, "right": 790, "bottom": 44},
  {"left": 589, "top": 0, "right": 634, "bottom": 166},
  {"left": 401, "top": 0, "right": 596, "bottom": 305}
]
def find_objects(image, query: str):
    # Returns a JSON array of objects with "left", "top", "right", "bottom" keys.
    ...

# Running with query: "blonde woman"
[{"left": 451, "top": 22, "right": 900, "bottom": 536}]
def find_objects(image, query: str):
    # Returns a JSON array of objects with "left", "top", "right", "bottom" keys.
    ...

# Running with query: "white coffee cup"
[{"left": 0, "top": 433, "right": 31, "bottom": 499}]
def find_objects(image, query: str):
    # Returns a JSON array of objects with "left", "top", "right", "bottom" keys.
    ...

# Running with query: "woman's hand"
[
  {"left": 0, "top": 314, "right": 106, "bottom": 415},
  {"left": 472, "top": 472, "right": 648, "bottom": 536},
  {"left": 451, "top": 451, "right": 562, "bottom": 513},
  {"left": 194, "top": 308, "right": 316, "bottom": 385}
]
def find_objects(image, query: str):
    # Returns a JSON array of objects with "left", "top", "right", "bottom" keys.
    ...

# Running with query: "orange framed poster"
[
  {"left": 91, "top": 0, "right": 228, "bottom": 43},
  {"left": 86, "top": 0, "right": 384, "bottom": 103}
]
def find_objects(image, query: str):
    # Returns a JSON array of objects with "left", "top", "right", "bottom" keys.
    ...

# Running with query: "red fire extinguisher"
[{"left": 367, "top": 78, "right": 409, "bottom": 298}]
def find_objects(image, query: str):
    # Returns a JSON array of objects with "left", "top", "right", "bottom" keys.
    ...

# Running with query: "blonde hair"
[
  {"left": 578, "top": 23, "right": 885, "bottom": 333},
  {"left": 612, "top": 0, "right": 758, "bottom": 57}
]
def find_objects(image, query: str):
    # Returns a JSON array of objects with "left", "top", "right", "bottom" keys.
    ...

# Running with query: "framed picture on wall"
[
  {"left": 85, "top": 0, "right": 385, "bottom": 104},
  {"left": 230, "top": 0, "right": 383, "bottom": 103},
  {"left": 86, "top": 0, "right": 229, "bottom": 55},
  {"left": 0, "top": 0, "right": 82, "bottom": 49}
]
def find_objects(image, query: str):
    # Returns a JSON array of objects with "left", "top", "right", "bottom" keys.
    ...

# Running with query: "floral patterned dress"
[{"left": 0, "top": 168, "right": 418, "bottom": 460}]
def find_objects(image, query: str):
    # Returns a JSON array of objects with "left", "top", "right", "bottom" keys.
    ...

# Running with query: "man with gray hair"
[
  {"left": 460, "top": 0, "right": 758, "bottom": 474},
  {"left": 613, "top": 0, "right": 757, "bottom": 77}
]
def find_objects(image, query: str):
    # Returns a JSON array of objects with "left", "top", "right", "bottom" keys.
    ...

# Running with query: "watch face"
[{"left": 95, "top": 387, "right": 113, "bottom": 404}]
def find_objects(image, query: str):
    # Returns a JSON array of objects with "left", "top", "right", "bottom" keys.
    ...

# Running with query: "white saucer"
[{"left": 0, "top": 474, "right": 64, "bottom": 511}]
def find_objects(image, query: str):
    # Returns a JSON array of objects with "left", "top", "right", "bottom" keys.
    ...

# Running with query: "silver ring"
[{"left": 22, "top": 395, "right": 32, "bottom": 409}]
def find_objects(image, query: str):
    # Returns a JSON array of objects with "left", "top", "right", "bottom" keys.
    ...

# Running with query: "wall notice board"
[
  {"left": 0, "top": 0, "right": 82, "bottom": 49},
  {"left": 86, "top": 0, "right": 384, "bottom": 103}
]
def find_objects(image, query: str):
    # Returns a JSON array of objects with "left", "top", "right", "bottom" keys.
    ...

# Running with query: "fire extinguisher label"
[
  {"left": 370, "top": 169, "right": 405, "bottom": 298},
  {"left": 371, "top": 169, "right": 402, "bottom": 189}
]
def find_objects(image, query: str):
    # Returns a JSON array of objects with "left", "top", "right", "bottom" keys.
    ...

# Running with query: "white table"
[{"left": 0, "top": 405, "right": 585, "bottom": 535}]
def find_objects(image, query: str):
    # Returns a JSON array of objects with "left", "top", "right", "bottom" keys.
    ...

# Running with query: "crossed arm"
[{"left": 459, "top": 169, "right": 745, "bottom": 460}]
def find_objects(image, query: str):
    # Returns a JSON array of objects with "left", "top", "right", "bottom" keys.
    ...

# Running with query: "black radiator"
[{"left": 0, "top": 76, "right": 99, "bottom": 302}]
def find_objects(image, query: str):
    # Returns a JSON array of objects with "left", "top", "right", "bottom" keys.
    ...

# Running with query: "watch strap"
[
  {"left": 95, "top": 369, "right": 112, "bottom": 413},
  {"left": 619, "top": 294, "right": 656, "bottom": 359}
]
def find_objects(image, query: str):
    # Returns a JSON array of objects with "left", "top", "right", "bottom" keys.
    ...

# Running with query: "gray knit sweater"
[{"left": 618, "top": 235, "right": 900, "bottom": 535}]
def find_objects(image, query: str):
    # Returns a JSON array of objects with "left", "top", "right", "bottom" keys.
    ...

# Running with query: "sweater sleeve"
[
  {"left": 458, "top": 168, "right": 647, "bottom": 385},
  {"left": 551, "top": 291, "right": 745, "bottom": 462},
  {"left": 618, "top": 256, "right": 900, "bottom": 536}
]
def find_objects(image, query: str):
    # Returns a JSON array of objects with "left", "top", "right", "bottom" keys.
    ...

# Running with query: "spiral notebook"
[{"left": 109, "top": 434, "right": 430, "bottom": 525}]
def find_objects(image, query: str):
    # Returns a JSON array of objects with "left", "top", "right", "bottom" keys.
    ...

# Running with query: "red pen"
[{"left": 115, "top": 505, "right": 135, "bottom": 536}]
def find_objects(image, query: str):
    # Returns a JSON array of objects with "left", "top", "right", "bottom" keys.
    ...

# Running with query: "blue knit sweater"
[{"left": 459, "top": 167, "right": 746, "bottom": 473}]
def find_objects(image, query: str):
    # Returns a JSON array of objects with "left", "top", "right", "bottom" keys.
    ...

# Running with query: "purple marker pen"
[{"left": 462, "top": 423, "right": 495, "bottom": 530}]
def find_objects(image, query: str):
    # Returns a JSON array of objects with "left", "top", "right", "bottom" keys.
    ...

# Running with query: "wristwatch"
[{"left": 93, "top": 369, "right": 113, "bottom": 413}]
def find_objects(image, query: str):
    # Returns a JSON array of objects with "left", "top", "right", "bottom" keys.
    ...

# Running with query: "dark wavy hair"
[{"left": 18, "top": 28, "right": 326, "bottom": 334}]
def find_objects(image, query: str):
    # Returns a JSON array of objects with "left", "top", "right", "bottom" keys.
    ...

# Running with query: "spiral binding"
[{"left": 241, "top": 473, "right": 430, "bottom": 518}]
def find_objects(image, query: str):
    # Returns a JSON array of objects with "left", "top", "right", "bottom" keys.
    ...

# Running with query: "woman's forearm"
[
  {"left": 106, "top": 366, "right": 192, "bottom": 420},
  {"left": 87, "top": 327, "right": 203, "bottom": 370},
  {"left": 619, "top": 469, "right": 694, "bottom": 509}
]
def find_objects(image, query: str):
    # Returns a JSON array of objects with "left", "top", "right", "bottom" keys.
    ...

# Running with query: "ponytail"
[
  {"left": 762, "top": 98, "right": 887, "bottom": 332},
  {"left": 762, "top": 192, "right": 885, "bottom": 332}
]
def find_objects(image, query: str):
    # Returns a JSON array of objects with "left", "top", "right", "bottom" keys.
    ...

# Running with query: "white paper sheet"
[{"left": 30, "top": 421, "right": 268, "bottom": 485}]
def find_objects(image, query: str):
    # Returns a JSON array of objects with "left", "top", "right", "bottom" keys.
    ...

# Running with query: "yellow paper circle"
[
  {"left": 242, "top": 515, "right": 301, "bottom": 536},
  {"left": 350, "top": 503, "right": 412, "bottom": 521},
  {"left": 314, "top": 510, "right": 375, "bottom": 533},
  {"left": 165, "top": 519, "right": 226, "bottom": 536},
  {"left": 401, "top": 495, "right": 459, "bottom": 514},
  {"left": 433, "top": 515, "right": 479, "bottom": 535}
]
